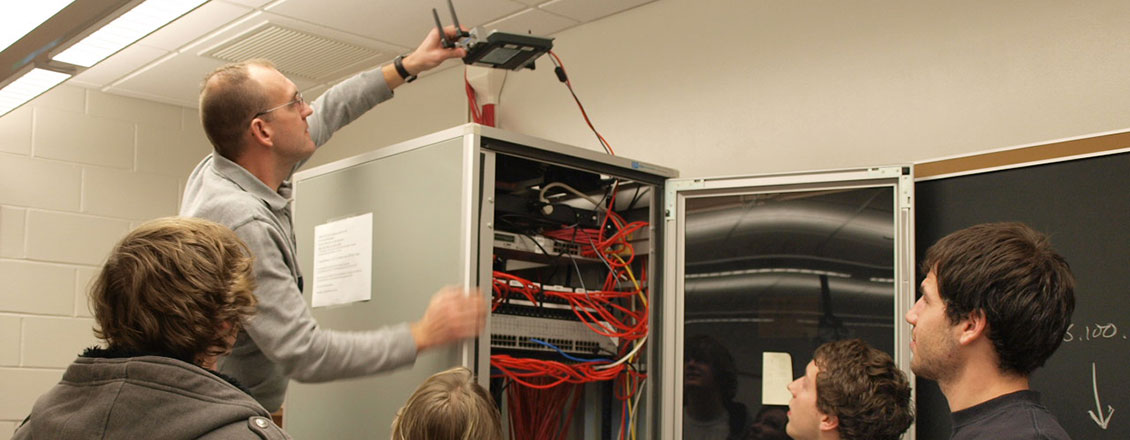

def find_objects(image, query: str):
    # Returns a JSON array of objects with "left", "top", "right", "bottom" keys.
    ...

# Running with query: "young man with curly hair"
[
  {"left": 13, "top": 217, "right": 290, "bottom": 439},
  {"left": 784, "top": 338, "right": 914, "bottom": 440},
  {"left": 906, "top": 222, "right": 1074, "bottom": 439}
]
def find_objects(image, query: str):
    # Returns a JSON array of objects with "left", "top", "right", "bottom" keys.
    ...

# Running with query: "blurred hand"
[
  {"left": 411, "top": 286, "right": 486, "bottom": 351},
  {"left": 401, "top": 25, "right": 469, "bottom": 75}
]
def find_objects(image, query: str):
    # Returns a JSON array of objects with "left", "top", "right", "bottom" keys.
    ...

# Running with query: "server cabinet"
[
  {"left": 290, "top": 124, "right": 674, "bottom": 439},
  {"left": 287, "top": 124, "right": 915, "bottom": 440}
]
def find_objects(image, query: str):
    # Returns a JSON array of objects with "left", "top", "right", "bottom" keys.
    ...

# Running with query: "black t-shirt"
[{"left": 951, "top": 390, "right": 1071, "bottom": 440}]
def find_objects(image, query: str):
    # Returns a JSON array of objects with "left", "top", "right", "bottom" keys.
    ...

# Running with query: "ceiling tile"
[
  {"left": 264, "top": 0, "right": 527, "bottom": 48},
  {"left": 485, "top": 7, "right": 579, "bottom": 36},
  {"left": 304, "top": 83, "right": 330, "bottom": 101},
  {"left": 105, "top": 10, "right": 405, "bottom": 108},
  {"left": 187, "top": 11, "right": 407, "bottom": 56},
  {"left": 71, "top": 44, "right": 170, "bottom": 88},
  {"left": 201, "top": 23, "right": 387, "bottom": 81},
  {"left": 105, "top": 53, "right": 228, "bottom": 107},
  {"left": 221, "top": 0, "right": 277, "bottom": 7},
  {"left": 106, "top": 51, "right": 321, "bottom": 108},
  {"left": 539, "top": 0, "right": 655, "bottom": 23},
  {"left": 139, "top": 1, "right": 254, "bottom": 51}
]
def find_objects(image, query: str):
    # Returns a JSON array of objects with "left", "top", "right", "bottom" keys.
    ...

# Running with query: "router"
[{"left": 433, "top": 0, "right": 553, "bottom": 71}]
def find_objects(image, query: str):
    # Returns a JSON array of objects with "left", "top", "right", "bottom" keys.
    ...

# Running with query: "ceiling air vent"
[{"left": 202, "top": 24, "right": 383, "bottom": 81}]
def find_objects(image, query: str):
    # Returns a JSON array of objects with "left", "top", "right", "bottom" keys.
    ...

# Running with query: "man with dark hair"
[
  {"left": 180, "top": 25, "right": 487, "bottom": 414},
  {"left": 784, "top": 338, "right": 914, "bottom": 440},
  {"left": 684, "top": 334, "right": 749, "bottom": 440},
  {"left": 906, "top": 222, "right": 1075, "bottom": 439},
  {"left": 14, "top": 217, "right": 289, "bottom": 439}
]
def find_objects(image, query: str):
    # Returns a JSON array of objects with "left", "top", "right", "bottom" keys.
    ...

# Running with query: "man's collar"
[{"left": 212, "top": 152, "right": 291, "bottom": 211}]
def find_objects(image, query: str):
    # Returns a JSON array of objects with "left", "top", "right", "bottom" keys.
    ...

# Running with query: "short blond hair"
[
  {"left": 391, "top": 367, "right": 502, "bottom": 440},
  {"left": 90, "top": 217, "right": 256, "bottom": 365}
]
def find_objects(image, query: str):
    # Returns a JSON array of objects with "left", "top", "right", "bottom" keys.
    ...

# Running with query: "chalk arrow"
[{"left": 1087, "top": 362, "right": 1115, "bottom": 430}]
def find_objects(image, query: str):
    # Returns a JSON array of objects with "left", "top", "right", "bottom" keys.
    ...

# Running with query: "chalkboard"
[{"left": 914, "top": 151, "right": 1130, "bottom": 439}]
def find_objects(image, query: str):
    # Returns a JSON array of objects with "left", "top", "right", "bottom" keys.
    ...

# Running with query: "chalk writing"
[
  {"left": 1088, "top": 362, "right": 1115, "bottom": 430},
  {"left": 1064, "top": 323, "right": 1124, "bottom": 342}
]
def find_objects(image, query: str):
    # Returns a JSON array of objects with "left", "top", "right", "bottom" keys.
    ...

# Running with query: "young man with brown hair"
[
  {"left": 784, "top": 338, "right": 914, "bottom": 440},
  {"left": 906, "top": 222, "right": 1075, "bottom": 439},
  {"left": 14, "top": 217, "right": 289, "bottom": 439}
]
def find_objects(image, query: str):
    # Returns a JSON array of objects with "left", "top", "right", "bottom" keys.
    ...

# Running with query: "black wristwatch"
[{"left": 393, "top": 55, "right": 417, "bottom": 83}]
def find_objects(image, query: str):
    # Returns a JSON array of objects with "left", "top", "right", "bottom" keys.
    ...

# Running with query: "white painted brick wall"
[
  {"left": 82, "top": 167, "right": 179, "bottom": 220},
  {"left": 27, "top": 85, "right": 84, "bottom": 113},
  {"left": 0, "top": 261, "right": 75, "bottom": 315},
  {"left": 0, "top": 107, "right": 31, "bottom": 155},
  {"left": 0, "top": 84, "right": 210, "bottom": 426},
  {"left": 25, "top": 210, "right": 130, "bottom": 266},
  {"left": 137, "top": 122, "right": 211, "bottom": 177},
  {"left": 87, "top": 91, "right": 181, "bottom": 130},
  {"left": 0, "top": 206, "right": 26, "bottom": 258},
  {"left": 34, "top": 108, "right": 136, "bottom": 169},
  {"left": 75, "top": 268, "right": 97, "bottom": 318},
  {"left": 22, "top": 317, "right": 98, "bottom": 368},
  {"left": 0, "top": 316, "right": 19, "bottom": 366},
  {"left": 0, "top": 156, "right": 82, "bottom": 212}
]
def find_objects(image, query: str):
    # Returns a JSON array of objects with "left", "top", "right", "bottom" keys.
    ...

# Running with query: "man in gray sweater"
[{"left": 180, "top": 25, "right": 486, "bottom": 414}]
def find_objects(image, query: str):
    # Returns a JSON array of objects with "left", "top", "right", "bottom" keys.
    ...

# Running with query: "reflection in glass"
[{"left": 681, "top": 186, "right": 896, "bottom": 436}]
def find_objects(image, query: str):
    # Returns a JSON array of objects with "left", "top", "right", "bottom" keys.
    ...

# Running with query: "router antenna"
[
  {"left": 432, "top": 8, "right": 454, "bottom": 48},
  {"left": 447, "top": 0, "right": 470, "bottom": 38}
]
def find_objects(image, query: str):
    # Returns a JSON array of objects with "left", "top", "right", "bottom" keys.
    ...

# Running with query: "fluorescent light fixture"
[
  {"left": 0, "top": 68, "right": 71, "bottom": 117},
  {"left": 0, "top": 1, "right": 76, "bottom": 53},
  {"left": 53, "top": 0, "right": 206, "bottom": 67}
]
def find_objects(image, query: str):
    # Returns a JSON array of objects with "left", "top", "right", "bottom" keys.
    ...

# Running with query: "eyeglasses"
[{"left": 253, "top": 92, "right": 305, "bottom": 119}]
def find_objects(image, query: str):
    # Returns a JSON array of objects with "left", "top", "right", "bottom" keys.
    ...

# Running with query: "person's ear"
[
  {"left": 957, "top": 309, "right": 988, "bottom": 345},
  {"left": 819, "top": 413, "right": 839, "bottom": 432},
  {"left": 249, "top": 117, "right": 274, "bottom": 147}
]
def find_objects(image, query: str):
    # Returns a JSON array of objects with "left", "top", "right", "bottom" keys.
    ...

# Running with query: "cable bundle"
[
  {"left": 492, "top": 227, "right": 648, "bottom": 437},
  {"left": 494, "top": 180, "right": 649, "bottom": 438},
  {"left": 491, "top": 271, "right": 541, "bottom": 311},
  {"left": 543, "top": 181, "right": 646, "bottom": 267},
  {"left": 505, "top": 379, "right": 583, "bottom": 440}
]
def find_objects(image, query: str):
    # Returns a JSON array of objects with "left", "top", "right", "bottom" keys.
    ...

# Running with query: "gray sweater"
[
  {"left": 13, "top": 354, "right": 290, "bottom": 439},
  {"left": 180, "top": 68, "right": 416, "bottom": 412}
]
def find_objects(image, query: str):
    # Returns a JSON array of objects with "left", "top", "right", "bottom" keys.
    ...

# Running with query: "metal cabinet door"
[
  {"left": 288, "top": 135, "right": 481, "bottom": 439},
  {"left": 661, "top": 166, "right": 916, "bottom": 440}
]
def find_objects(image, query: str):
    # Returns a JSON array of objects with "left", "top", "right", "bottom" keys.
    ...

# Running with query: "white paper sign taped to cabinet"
[
  {"left": 762, "top": 352, "right": 793, "bottom": 405},
  {"left": 312, "top": 212, "right": 372, "bottom": 308}
]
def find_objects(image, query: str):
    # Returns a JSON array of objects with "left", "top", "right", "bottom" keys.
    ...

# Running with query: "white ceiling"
[{"left": 68, "top": 0, "right": 655, "bottom": 108}]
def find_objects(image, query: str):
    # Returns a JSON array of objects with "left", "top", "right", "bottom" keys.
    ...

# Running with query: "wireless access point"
[{"left": 432, "top": 0, "right": 553, "bottom": 71}]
